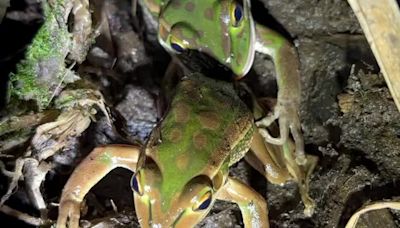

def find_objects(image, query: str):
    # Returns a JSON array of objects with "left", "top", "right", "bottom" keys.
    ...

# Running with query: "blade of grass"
[
  {"left": 348, "top": 0, "right": 400, "bottom": 112},
  {"left": 345, "top": 201, "right": 400, "bottom": 228}
]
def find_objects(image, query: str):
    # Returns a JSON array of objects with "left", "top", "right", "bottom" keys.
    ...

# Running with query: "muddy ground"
[{"left": 1, "top": 0, "right": 400, "bottom": 227}]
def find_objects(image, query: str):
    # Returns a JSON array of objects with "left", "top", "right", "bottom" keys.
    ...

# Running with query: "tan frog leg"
[
  {"left": 56, "top": 145, "right": 140, "bottom": 228},
  {"left": 254, "top": 23, "right": 306, "bottom": 165},
  {"left": 280, "top": 140, "right": 318, "bottom": 216},
  {"left": 249, "top": 125, "right": 317, "bottom": 216},
  {"left": 216, "top": 177, "right": 269, "bottom": 228},
  {"left": 246, "top": 131, "right": 291, "bottom": 185}
]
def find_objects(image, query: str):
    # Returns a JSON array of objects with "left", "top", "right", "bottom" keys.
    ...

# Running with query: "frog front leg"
[
  {"left": 216, "top": 177, "right": 269, "bottom": 228},
  {"left": 56, "top": 145, "right": 140, "bottom": 228},
  {"left": 254, "top": 23, "right": 306, "bottom": 165}
]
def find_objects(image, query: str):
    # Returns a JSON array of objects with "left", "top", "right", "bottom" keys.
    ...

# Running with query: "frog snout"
[{"left": 145, "top": 209, "right": 185, "bottom": 228}]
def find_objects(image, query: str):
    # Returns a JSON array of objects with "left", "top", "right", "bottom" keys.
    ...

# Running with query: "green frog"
[
  {"left": 141, "top": 0, "right": 307, "bottom": 165},
  {"left": 56, "top": 72, "right": 316, "bottom": 228}
]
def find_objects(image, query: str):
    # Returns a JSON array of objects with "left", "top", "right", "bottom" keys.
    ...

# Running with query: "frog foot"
[
  {"left": 56, "top": 199, "right": 81, "bottom": 228},
  {"left": 256, "top": 100, "right": 306, "bottom": 165}
]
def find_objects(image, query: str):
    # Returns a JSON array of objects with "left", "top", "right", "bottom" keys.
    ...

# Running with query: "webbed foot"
[{"left": 256, "top": 99, "right": 306, "bottom": 165}]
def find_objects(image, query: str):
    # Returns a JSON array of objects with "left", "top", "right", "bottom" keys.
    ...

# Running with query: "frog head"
[
  {"left": 131, "top": 154, "right": 227, "bottom": 227},
  {"left": 158, "top": 0, "right": 256, "bottom": 77}
]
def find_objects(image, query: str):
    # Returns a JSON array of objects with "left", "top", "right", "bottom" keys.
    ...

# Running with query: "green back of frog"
[{"left": 144, "top": 73, "right": 254, "bottom": 209}]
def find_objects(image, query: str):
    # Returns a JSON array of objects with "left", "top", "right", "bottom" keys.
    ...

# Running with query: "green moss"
[
  {"left": 55, "top": 94, "right": 75, "bottom": 108},
  {"left": 10, "top": 0, "right": 70, "bottom": 110}
]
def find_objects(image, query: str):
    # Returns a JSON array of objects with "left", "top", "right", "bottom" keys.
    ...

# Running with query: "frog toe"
[
  {"left": 256, "top": 101, "right": 308, "bottom": 166},
  {"left": 257, "top": 124, "right": 288, "bottom": 145},
  {"left": 289, "top": 122, "right": 307, "bottom": 165},
  {"left": 256, "top": 110, "right": 289, "bottom": 146},
  {"left": 56, "top": 200, "right": 81, "bottom": 228}
]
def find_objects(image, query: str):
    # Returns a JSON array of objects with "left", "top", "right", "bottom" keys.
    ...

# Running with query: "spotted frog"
[
  {"left": 56, "top": 72, "right": 316, "bottom": 228},
  {"left": 141, "top": 0, "right": 307, "bottom": 165}
]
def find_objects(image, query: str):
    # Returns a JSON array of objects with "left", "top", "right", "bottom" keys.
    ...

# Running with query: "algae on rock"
[{"left": 9, "top": 0, "right": 73, "bottom": 110}]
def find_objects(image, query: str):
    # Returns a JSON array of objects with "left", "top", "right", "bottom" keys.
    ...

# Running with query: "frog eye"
[
  {"left": 193, "top": 191, "right": 212, "bottom": 211},
  {"left": 130, "top": 171, "right": 143, "bottom": 196},
  {"left": 231, "top": 2, "right": 244, "bottom": 27},
  {"left": 170, "top": 36, "right": 186, "bottom": 53}
]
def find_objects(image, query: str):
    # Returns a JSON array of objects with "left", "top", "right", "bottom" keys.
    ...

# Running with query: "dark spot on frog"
[
  {"left": 174, "top": 102, "right": 191, "bottom": 123},
  {"left": 193, "top": 131, "right": 208, "bottom": 150},
  {"left": 236, "top": 52, "right": 243, "bottom": 66},
  {"left": 198, "top": 111, "right": 221, "bottom": 130},
  {"left": 168, "top": 127, "right": 183, "bottom": 143},
  {"left": 185, "top": 2, "right": 195, "bottom": 12},
  {"left": 171, "top": 1, "right": 182, "bottom": 9},
  {"left": 222, "top": 34, "right": 230, "bottom": 60},
  {"left": 204, "top": 8, "right": 214, "bottom": 20},
  {"left": 176, "top": 153, "right": 190, "bottom": 170}
]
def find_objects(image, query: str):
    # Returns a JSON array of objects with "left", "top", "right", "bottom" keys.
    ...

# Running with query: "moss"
[
  {"left": 55, "top": 94, "right": 76, "bottom": 109},
  {"left": 10, "top": 0, "right": 70, "bottom": 110}
]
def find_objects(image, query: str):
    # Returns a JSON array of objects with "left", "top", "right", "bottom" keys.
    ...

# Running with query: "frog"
[
  {"left": 56, "top": 71, "right": 317, "bottom": 228},
  {"left": 139, "top": 0, "right": 307, "bottom": 165}
]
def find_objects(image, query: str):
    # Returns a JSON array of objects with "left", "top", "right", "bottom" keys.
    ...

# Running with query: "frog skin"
[
  {"left": 56, "top": 72, "right": 316, "bottom": 228},
  {"left": 140, "top": 0, "right": 307, "bottom": 165}
]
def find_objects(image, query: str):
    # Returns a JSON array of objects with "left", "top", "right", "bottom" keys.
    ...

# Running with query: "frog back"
[{"left": 146, "top": 73, "right": 254, "bottom": 186}]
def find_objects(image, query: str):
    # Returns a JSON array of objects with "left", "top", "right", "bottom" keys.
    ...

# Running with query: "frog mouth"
[
  {"left": 231, "top": 17, "right": 256, "bottom": 78},
  {"left": 235, "top": 32, "right": 255, "bottom": 78},
  {"left": 178, "top": 50, "right": 235, "bottom": 80},
  {"left": 148, "top": 208, "right": 186, "bottom": 228},
  {"left": 246, "top": 8, "right": 257, "bottom": 75}
]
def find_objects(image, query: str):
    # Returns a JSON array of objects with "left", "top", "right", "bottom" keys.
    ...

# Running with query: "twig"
[
  {"left": 0, "top": 204, "right": 44, "bottom": 226},
  {"left": 0, "top": 157, "right": 26, "bottom": 206}
]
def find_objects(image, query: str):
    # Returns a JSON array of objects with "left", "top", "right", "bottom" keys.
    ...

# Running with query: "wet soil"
[{"left": 1, "top": 0, "right": 400, "bottom": 227}]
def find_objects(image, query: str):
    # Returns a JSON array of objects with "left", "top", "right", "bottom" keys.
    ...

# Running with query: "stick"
[{"left": 0, "top": 205, "right": 44, "bottom": 226}]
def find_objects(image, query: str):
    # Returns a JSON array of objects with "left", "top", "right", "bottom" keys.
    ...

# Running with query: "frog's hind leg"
[
  {"left": 246, "top": 130, "right": 291, "bottom": 185},
  {"left": 249, "top": 122, "right": 317, "bottom": 216},
  {"left": 297, "top": 155, "right": 318, "bottom": 216},
  {"left": 278, "top": 137, "right": 317, "bottom": 216}
]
